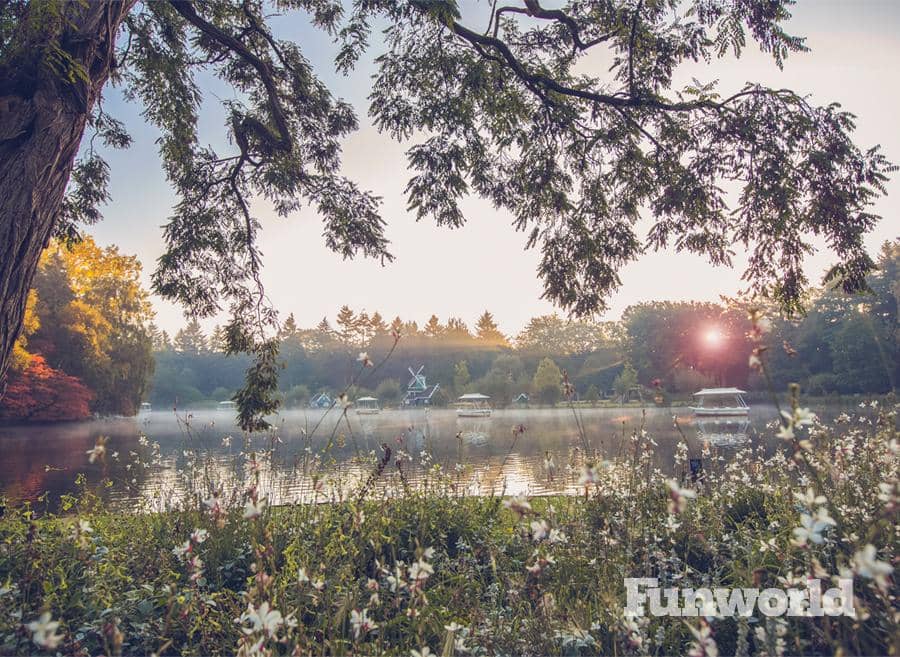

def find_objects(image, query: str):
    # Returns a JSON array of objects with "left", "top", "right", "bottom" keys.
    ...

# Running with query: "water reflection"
[
  {"left": 695, "top": 418, "right": 752, "bottom": 448},
  {"left": 0, "top": 404, "right": 846, "bottom": 511}
]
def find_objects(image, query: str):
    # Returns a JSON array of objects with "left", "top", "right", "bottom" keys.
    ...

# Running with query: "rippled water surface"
[{"left": 0, "top": 403, "right": 865, "bottom": 510}]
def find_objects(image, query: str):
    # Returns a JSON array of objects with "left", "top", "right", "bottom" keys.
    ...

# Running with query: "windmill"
[
  {"left": 407, "top": 366, "right": 427, "bottom": 392},
  {"left": 403, "top": 366, "right": 440, "bottom": 406}
]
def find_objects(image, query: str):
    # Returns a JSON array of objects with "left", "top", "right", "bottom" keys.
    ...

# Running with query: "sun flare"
[{"left": 704, "top": 328, "right": 724, "bottom": 347}]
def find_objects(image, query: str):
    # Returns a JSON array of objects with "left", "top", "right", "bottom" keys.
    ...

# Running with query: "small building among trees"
[{"left": 309, "top": 392, "right": 333, "bottom": 409}]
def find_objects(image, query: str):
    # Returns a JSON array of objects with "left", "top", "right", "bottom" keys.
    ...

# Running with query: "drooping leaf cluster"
[{"left": 360, "top": 0, "right": 893, "bottom": 315}]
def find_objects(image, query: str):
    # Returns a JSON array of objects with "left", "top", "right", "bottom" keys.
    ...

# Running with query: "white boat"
[
  {"left": 690, "top": 388, "right": 750, "bottom": 416},
  {"left": 218, "top": 400, "right": 237, "bottom": 412},
  {"left": 696, "top": 418, "right": 751, "bottom": 447},
  {"left": 355, "top": 396, "right": 381, "bottom": 415},
  {"left": 457, "top": 393, "right": 492, "bottom": 418},
  {"left": 138, "top": 402, "right": 152, "bottom": 415}
]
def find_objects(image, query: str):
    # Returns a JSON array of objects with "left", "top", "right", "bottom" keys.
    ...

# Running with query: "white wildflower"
[
  {"left": 548, "top": 528, "right": 568, "bottom": 544},
  {"left": 408, "top": 558, "right": 433, "bottom": 582},
  {"left": 759, "top": 537, "right": 778, "bottom": 553},
  {"left": 350, "top": 608, "right": 377, "bottom": 639},
  {"left": 27, "top": 612, "right": 64, "bottom": 650},
  {"left": 666, "top": 479, "right": 696, "bottom": 514},
  {"left": 530, "top": 519, "right": 549, "bottom": 541},
  {"left": 503, "top": 494, "right": 532, "bottom": 516},
  {"left": 203, "top": 493, "right": 222, "bottom": 514},
  {"left": 793, "top": 488, "right": 826, "bottom": 508},
  {"left": 791, "top": 508, "right": 835, "bottom": 546},
  {"left": 687, "top": 620, "right": 718, "bottom": 657},
  {"left": 243, "top": 498, "right": 266, "bottom": 520},
  {"left": 237, "top": 602, "right": 284, "bottom": 637},
  {"left": 851, "top": 544, "right": 893, "bottom": 590},
  {"left": 776, "top": 424, "right": 795, "bottom": 441},
  {"left": 172, "top": 540, "right": 192, "bottom": 559},
  {"left": 579, "top": 463, "right": 601, "bottom": 486}
]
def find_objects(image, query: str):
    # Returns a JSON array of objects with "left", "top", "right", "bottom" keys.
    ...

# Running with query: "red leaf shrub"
[{"left": 0, "top": 356, "right": 94, "bottom": 422}]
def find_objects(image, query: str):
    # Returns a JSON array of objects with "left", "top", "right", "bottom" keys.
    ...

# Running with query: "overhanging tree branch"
[
  {"left": 448, "top": 19, "right": 758, "bottom": 114},
  {"left": 168, "top": 0, "right": 293, "bottom": 154},
  {"left": 491, "top": 1, "right": 617, "bottom": 51}
]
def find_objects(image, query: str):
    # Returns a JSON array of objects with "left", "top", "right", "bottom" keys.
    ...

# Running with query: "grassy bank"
[{"left": 0, "top": 403, "right": 897, "bottom": 656}]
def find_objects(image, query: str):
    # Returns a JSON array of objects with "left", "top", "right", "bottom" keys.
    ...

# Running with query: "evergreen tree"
[
  {"left": 280, "top": 313, "right": 299, "bottom": 340},
  {"left": 336, "top": 306, "right": 357, "bottom": 347},
  {"left": 445, "top": 317, "right": 472, "bottom": 342},
  {"left": 355, "top": 311, "right": 371, "bottom": 346},
  {"left": 369, "top": 312, "right": 388, "bottom": 337},
  {"left": 147, "top": 323, "right": 164, "bottom": 351},
  {"left": 475, "top": 311, "right": 508, "bottom": 346},
  {"left": 424, "top": 315, "right": 443, "bottom": 339},
  {"left": 174, "top": 319, "right": 207, "bottom": 355},
  {"left": 209, "top": 325, "right": 227, "bottom": 353},
  {"left": 313, "top": 317, "right": 337, "bottom": 352}
]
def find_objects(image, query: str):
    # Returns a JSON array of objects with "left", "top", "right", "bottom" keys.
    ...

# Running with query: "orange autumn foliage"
[{"left": 0, "top": 355, "right": 93, "bottom": 422}]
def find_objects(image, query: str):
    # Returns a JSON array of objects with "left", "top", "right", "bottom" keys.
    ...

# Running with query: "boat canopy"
[
  {"left": 693, "top": 387, "right": 747, "bottom": 396},
  {"left": 357, "top": 396, "right": 378, "bottom": 402},
  {"left": 458, "top": 393, "right": 490, "bottom": 401}
]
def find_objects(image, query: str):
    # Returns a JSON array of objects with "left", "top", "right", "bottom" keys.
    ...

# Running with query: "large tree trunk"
[{"left": 0, "top": 1, "right": 134, "bottom": 390}]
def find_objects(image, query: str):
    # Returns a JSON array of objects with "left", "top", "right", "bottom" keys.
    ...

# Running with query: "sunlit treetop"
[{"left": 0, "top": 0, "right": 893, "bottom": 429}]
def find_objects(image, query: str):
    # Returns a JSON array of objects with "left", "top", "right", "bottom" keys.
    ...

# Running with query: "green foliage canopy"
[{"left": 531, "top": 356, "right": 563, "bottom": 404}]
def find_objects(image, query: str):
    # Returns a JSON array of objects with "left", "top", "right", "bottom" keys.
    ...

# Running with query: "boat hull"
[
  {"left": 356, "top": 409, "right": 381, "bottom": 415},
  {"left": 691, "top": 407, "right": 750, "bottom": 417},
  {"left": 457, "top": 409, "right": 492, "bottom": 418}
]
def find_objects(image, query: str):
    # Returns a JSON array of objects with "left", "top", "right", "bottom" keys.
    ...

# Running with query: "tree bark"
[{"left": 0, "top": 1, "right": 135, "bottom": 391}]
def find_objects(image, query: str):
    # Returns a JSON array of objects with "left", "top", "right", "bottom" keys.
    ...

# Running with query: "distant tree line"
[
  {"left": 148, "top": 240, "right": 898, "bottom": 409},
  {"left": 4, "top": 238, "right": 893, "bottom": 423}
]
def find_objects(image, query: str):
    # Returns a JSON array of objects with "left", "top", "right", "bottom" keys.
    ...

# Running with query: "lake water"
[{"left": 0, "top": 402, "right": 869, "bottom": 511}]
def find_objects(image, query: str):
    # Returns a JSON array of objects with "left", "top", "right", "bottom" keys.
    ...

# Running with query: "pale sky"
[{"left": 92, "top": 0, "right": 900, "bottom": 337}]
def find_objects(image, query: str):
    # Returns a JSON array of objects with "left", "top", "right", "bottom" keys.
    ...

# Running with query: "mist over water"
[{"left": 0, "top": 403, "right": 866, "bottom": 511}]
